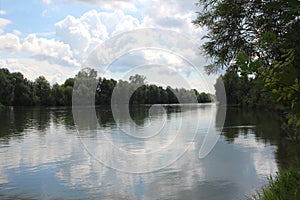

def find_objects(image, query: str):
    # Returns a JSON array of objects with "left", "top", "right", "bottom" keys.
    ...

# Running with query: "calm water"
[{"left": 0, "top": 104, "right": 297, "bottom": 200}]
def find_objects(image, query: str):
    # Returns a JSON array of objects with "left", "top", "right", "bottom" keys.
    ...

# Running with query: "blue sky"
[
  {"left": 1, "top": 0, "right": 143, "bottom": 35},
  {"left": 0, "top": 0, "right": 217, "bottom": 92}
]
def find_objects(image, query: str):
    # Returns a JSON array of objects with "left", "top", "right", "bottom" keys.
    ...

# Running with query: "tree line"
[{"left": 0, "top": 68, "right": 212, "bottom": 107}]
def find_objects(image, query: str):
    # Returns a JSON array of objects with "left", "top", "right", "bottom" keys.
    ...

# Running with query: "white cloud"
[
  {"left": 60, "top": 0, "right": 136, "bottom": 10},
  {"left": 103, "top": 48, "right": 213, "bottom": 92},
  {"left": 41, "top": 0, "right": 136, "bottom": 10},
  {"left": 0, "top": 18, "right": 11, "bottom": 34},
  {"left": 0, "top": 32, "right": 80, "bottom": 78},
  {"left": 0, "top": 0, "right": 210, "bottom": 87},
  {"left": 140, "top": 0, "right": 203, "bottom": 36},
  {"left": 55, "top": 14, "right": 102, "bottom": 53},
  {"left": 22, "top": 34, "right": 79, "bottom": 66},
  {"left": 142, "top": 50, "right": 183, "bottom": 66},
  {"left": 0, "top": 9, "right": 141, "bottom": 82},
  {"left": 0, "top": 10, "right": 6, "bottom": 15},
  {"left": 55, "top": 9, "right": 140, "bottom": 56},
  {"left": 41, "top": 0, "right": 52, "bottom": 4},
  {"left": 0, "top": 58, "right": 77, "bottom": 84},
  {"left": 110, "top": 12, "right": 140, "bottom": 35},
  {"left": 12, "top": 29, "right": 22, "bottom": 36},
  {"left": 0, "top": 33, "right": 21, "bottom": 52},
  {"left": 139, "top": 0, "right": 197, "bottom": 16}
]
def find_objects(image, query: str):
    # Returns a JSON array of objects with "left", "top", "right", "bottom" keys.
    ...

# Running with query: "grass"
[{"left": 251, "top": 167, "right": 300, "bottom": 200}]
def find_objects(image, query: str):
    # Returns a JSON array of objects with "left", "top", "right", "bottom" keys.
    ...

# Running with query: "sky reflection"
[{"left": 0, "top": 105, "right": 281, "bottom": 200}]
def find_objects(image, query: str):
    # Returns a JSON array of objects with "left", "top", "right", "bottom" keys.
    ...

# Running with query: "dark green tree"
[
  {"left": 51, "top": 83, "right": 64, "bottom": 106},
  {"left": 63, "top": 78, "right": 74, "bottom": 106},
  {"left": 0, "top": 68, "right": 14, "bottom": 105},
  {"left": 12, "top": 72, "right": 33, "bottom": 106},
  {"left": 166, "top": 86, "right": 178, "bottom": 104},
  {"left": 97, "top": 78, "right": 117, "bottom": 104},
  {"left": 34, "top": 76, "right": 51, "bottom": 105}
]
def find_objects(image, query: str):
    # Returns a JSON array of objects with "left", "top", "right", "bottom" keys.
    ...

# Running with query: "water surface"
[{"left": 0, "top": 105, "right": 296, "bottom": 199}]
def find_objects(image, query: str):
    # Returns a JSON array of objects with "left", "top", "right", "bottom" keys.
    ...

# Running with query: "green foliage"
[
  {"left": 96, "top": 78, "right": 117, "bottom": 104},
  {"left": 194, "top": 89, "right": 212, "bottom": 103},
  {"left": 194, "top": 0, "right": 300, "bottom": 138},
  {"left": 118, "top": 75, "right": 212, "bottom": 104},
  {"left": 51, "top": 83, "right": 65, "bottom": 106},
  {"left": 215, "top": 70, "right": 276, "bottom": 108},
  {"left": 251, "top": 167, "right": 300, "bottom": 200},
  {"left": 64, "top": 78, "right": 74, "bottom": 88},
  {"left": 0, "top": 68, "right": 212, "bottom": 107},
  {"left": 73, "top": 68, "right": 99, "bottom": 106},
  {"left": 264, "top": 50, "right": 299, "bottom": 106},
  {"left": 263, "top": 49, "right": 300, "bottom": 138},
  {"left": 34, "top": 76, "right": 51, "bottom": 105},
  {"left": 193, "top": 0, "right": 300, "bottom": 71},
  {"left": 283, "top": 113, "right": 300, "bottom": 140},
  {"left": 0, "top": 68, "right": 14, "bottom": 105},
  {"left": 12, "top": 72, "right": 34, "bottom": 106}
]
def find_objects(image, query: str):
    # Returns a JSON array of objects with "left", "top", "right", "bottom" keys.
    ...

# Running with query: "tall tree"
[
  {"left": 0, "top": 68, "right": 14, "bottom": 105},
  {"left": 193, "top": 0, "right": 300, "bottom": 72},
  {"left": 73, "top": 68, "right": 98, "bottom": 106},
  {"left": 34, "top": 76, "right": 51, "bottom": 105},
  {"left": 12, "top": 72, "right": 33, "bottom": 106},
  {"left": 63, "top": 78, "right": 75, "bottom": 106},
  {"left": 194, "top": 0, "right": 300, "bottom": 137}
]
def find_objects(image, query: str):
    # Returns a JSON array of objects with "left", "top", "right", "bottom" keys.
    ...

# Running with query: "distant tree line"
[{"left": 0, "top": 68, "right": 212, "bottom": 107}]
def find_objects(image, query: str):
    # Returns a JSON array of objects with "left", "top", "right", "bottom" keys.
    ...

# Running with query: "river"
[{"left": 0, "top": 104, "right": 298, "bottom": 200}]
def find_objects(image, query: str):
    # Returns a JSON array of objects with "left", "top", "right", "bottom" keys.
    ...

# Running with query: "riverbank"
[
  {"left": 252, "top": 166, "right": 300, "bottom": 200},
  {"left": 250, "top": 120, "right": 300, "bottom": 200}
]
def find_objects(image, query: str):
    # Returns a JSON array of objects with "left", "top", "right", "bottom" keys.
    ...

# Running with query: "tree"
[
  {"left": 129, "top": 74, "right": 146, "bottom": 85},
  {"left": 64, "top": 78, "right": 74, "bottom": 88},
  {"left": 76, "top": 68, "right": 97, "bottom": 79},
  {"left": 64, "top": 86, "right": 73, "bottom": 106},
  {"left": 63, "top": 78, "right": 74, "bottom": 106},
  {"left": 166, "top": 86, "right": 178, "bottom": 104},
  {"left": 194, "top": 0, "right": 300, "bottom": 137},
  {"left": 148, "top": 85, "right": 160, "bottom": 104},
  {"left": 97, "top": 78, "right": 116, "bottom": 104},
  {"left": 34, "top": 76, "right": 51, "bottom": 105},
  {"left": 12, "top": 72, "right": 33, "bottom": 106},
  {"left": 51, "top": 83, "right": 64, "bottom": 106},
  {"left": 0, "top": 68, "right": 212, "bottom": 107},
  {"left": 193, "top": 0, "right": 300, "bottom": 72},
  {"left": 0, "top": 68, "right": 14, "bottom": 105},
  {"left": 73, "top": 68, "right": 98, "bottom": 106}
]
